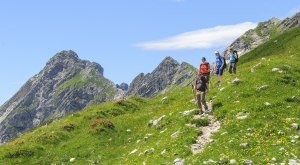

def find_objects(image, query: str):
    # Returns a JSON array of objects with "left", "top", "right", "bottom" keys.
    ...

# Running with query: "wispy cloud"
[
  {"left": 287, "top": 5, "right": 300, "bottom": 17},
  {"left": 136, "top": 22, "right": 257, "bottom": 50}
]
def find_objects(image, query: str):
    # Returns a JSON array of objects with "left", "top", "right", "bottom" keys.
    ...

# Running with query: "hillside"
[
  {"left": 226, "top": 12, "right": 300, "bottom": 56},
  {"left": 0, "top": 27, "right": 299, "bottom": 164}
]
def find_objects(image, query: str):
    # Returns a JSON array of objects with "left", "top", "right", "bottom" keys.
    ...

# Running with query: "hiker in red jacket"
[{"left": 199, "top": 57, "right": 210, "bottom": 91}]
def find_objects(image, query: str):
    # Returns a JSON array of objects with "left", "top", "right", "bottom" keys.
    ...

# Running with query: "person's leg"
[
  {"left": 205, "top": 75, "right": 210, "bottom": 90},
  {"left": 215, "top": 69, "right": 220, "bottom": 86},
  {"left": 233, "top": 62, "right": 237, "bottom": 74},
  {"left": 229, "top": 63, "right": 233, "bottom": 74},
  {"left": 196, "top": 92, "right": 203, "bottom": 114},
  {"left": 218, "top": 68, "right": 223, "bottom": 84},
  {"left": 200, "top": 92, "right": 208, "bottom": 111}
]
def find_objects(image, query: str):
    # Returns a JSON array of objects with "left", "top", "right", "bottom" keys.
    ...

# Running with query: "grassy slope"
[
  {"left": 189, "top": 26, "right": 300, "bottom": 164},
  {"left": 0, "top": 27, "right": 299, "bottom": 164}
]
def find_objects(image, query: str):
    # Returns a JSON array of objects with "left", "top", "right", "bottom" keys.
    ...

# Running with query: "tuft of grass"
[{"left": 191, "top": 118, "right": 210, "bottom": 127}]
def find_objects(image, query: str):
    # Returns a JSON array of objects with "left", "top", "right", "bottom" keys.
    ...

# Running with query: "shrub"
[
  {"left": 4, "top": 148, "right": 35, "bottom": 158},
  {"left": 191, "top": 118, "right": 210, "bottom": 127},
  {"left": 62, "top": 123, "right": 76, "bottom": 132},
  {"left": 91, "top": 118, "right": 115, "bottom": 133}
]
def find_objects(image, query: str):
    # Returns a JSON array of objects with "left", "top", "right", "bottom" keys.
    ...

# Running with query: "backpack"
[
  {"left": 195, "top": 76, "right": 207, "bottom": 91},
  {"left": 233, "top": 50, "right": 239, "bottom": 62}
]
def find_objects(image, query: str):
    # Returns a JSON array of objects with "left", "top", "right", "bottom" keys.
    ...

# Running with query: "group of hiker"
[{"left": 193, "top": 47, "right": 239, "bottom": 114}]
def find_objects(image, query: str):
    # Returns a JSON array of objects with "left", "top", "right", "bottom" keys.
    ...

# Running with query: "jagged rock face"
[
  {"left": 127, "top": 57, "right": 195, "bottom": 97},
  {"left": 0, "top": 50, "right": 119, "bottom": 143},
  {"left": 226, "top": 12, "right": 300, "bottom": 55},
  {"left": 116, "top": 83, "right": 129, "bottom": 91}
]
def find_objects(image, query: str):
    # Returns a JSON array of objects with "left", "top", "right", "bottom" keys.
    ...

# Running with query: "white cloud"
[
  {"left": 136, "top": 22, "right": 257, "bottom": 50},
  {"left": 287, "top": 5, "right": 300, "bottom": 17}
]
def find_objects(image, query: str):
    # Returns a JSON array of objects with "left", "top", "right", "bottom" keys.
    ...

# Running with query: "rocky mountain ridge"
[
  {"left": 226, "top": 12, "right": 300, "bottom": 55},
  {"left": 127, "top": 56, "right": 195, "bottom": 97},
  {"left": 0, "top": 50, "right": 119, "bottom": 143}
]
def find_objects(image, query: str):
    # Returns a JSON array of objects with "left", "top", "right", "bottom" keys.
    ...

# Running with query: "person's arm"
[
  {"left": 198, "top": 64, "right": 201, "bottom": 75},
  {"left": 221, "top": 57, "right": 225, "bottom": 69},
  {"left": 234, "top": 50, "right": 238, "bottom": 59},
  {"left": 207, "top": 63, "right": 210, "bottom": 73}
]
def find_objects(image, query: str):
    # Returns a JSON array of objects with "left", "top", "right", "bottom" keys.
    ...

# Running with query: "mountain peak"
[
  {"left": 156, "top": 56, "right": 179, "bottom": 69},
  {"left": 54, "top": 50, "right": 78, "bottom": 59},
  {"left": 161, "top": 56, "right": 177, "bottom": 63},
  {"left": 269, "top": 17, "right": 281, "bottom": 24},
  {"left": 127, "top": 56, "right": 194, "bottom": 97},
  {"left": 47, "top": 50, "right": 79, "bottom": 65}
]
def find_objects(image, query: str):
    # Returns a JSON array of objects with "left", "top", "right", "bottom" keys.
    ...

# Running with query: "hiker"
[
  {"left": 227, "top": 47, "right": 238, "bottom": 74},
  {"left": 214, "top": 51, "right": 225, "bottom": 85},
  {"left": 199, "top": 57, "right": 210, "bottom": 90},
  {"left": 193, "top": 73, "right": 208, "bottom": 114}
]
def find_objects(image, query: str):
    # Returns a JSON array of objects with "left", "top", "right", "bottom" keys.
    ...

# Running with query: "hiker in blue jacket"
[
  {"left": 227, "top": 47, "right": 238, "bottom": 74},
  {"left": 214, "top": 51, "right": 225, "bottom": 86}
]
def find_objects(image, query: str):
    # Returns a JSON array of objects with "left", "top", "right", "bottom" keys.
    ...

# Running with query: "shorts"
[{"left": 215, "top": 67, "right": 224, "bottom": 75}]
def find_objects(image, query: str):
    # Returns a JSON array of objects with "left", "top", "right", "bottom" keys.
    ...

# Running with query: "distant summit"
[
  {"left": 0, "top": 50, "right": 119, "bottom": 143},
  {"left": 116, "top": 83, "right": 129, "bottom": 91},
  {"left": 127, "top": 56, "right": 195, "bottom": 97}
]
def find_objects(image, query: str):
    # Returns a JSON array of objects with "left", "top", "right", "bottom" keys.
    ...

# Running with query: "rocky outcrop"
[
  {"left": 225, "top": 12, "right": 300, "bottom": 56},
  {"left": 0, "top": 50, "right": 119, "bottom": 143},
  {"left": 116, "top": 83, "right": 129, "bottom": 91},
  {"left": 127, "top": 56, "right": 195, "bottom": 97}
]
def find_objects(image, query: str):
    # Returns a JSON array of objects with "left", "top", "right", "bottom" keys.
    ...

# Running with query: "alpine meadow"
[{"left": 0, "top": 1, "right": 300, "bottom": 165}]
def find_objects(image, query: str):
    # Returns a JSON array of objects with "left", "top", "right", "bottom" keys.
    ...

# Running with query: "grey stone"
[
  {"left": 243, "top": 160, "right": 253, "bottom": 165},
  {"left": 264, "top": 102, "right": 271, "bottom": 106},
  {"left": 272, "top": 68, "right": 283, "bottom": 73},
  {"left": 232, "top": 78, "right": 240, "bottom": 84},
  {"left": 171, "top": 131, "right": 180, "bottom": 138},
  {"left": 129, "top": 149, "right": 138, "bottom": 155},
  {"left": 149, "top": 115, "right": 165, "bottom": 126},
  {"left": 230, "top": 159, "right": 237, "bottom": 164},
  {"left": 291, "top": 123, "right": 299, "bottom": 130},
  {"left": 240, "top": 142, "right": 249, "bottom": 148},
  {"left": 257, "top": 85, "right": 269, "bottom": 91},
  {"left": 173, "top": 158, "right": 184, "bottom": 165},
  {"left": 182, "top": 109, "right": 197, "bottom": 116}
]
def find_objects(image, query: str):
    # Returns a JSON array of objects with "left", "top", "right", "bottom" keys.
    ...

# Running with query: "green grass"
[
  {"left": 53, "top": 72, "right": 116, "bottom": 100},
  {"left": 0, "top": 27, "right": 299, "bottom": 164},
  {"left": 187, "top": 26, "right": 300, "bottom": 164}
]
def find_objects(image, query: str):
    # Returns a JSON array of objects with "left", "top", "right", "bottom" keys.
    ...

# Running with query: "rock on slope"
[
  {"left": 0, "top": 50, "right": 119, "bottom": 143},
  {"left": 226, "top": 12, "right": 300, "bottom": 55},
  {"left": 127, "top": 56, "right": 195, "bottom": 97}
]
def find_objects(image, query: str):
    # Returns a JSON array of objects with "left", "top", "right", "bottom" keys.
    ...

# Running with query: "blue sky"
[{"left": 1, "top": 0, "right": 300, "bottom": 105}]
